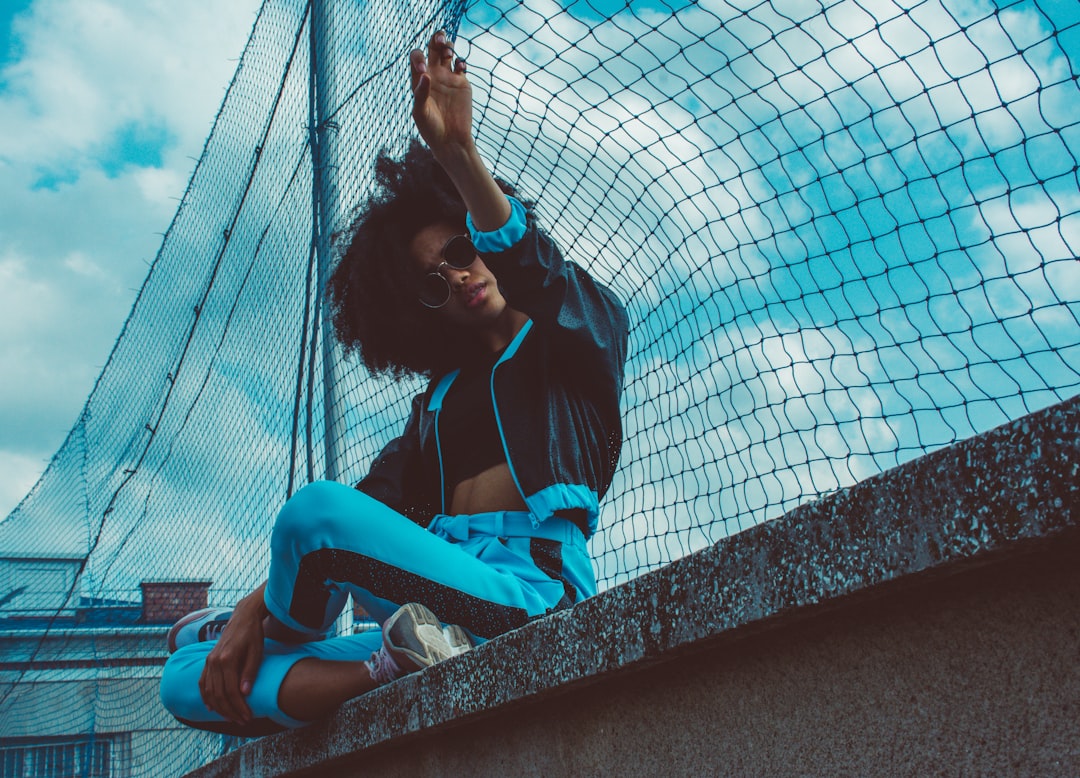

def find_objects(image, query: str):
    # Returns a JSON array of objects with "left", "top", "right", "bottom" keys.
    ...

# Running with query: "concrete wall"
[{"left": 185, "top": 394, "right": 1080, "bottom": 778}]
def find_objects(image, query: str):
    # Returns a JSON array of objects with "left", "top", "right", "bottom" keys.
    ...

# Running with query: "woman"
[{"left": 160, "top": 31, "right": 628, "bottom": 736}]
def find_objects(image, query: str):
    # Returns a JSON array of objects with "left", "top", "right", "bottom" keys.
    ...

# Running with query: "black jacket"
[{"left": 356, "top": 222, "right": 629, "bottom": 538}]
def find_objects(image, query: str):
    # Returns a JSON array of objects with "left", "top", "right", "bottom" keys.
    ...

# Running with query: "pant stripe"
[
  {"left": 291, "top": 547, "right": 532, "bottom": 639},
  {"left": 528, "top": 538, "right": 578, "bottom": 612}
]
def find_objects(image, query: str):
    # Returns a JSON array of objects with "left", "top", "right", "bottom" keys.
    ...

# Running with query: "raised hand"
[
  {"left": 409, "top": 30, "right": 509, "bottom": 232},
  {"left": 410, "top": 31, "right": 473, "bottom": 158}
]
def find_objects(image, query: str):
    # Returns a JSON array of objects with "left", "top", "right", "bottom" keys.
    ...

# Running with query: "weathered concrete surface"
[{"left": 185, "top": 394, "right": 1079, "bottom": 777}]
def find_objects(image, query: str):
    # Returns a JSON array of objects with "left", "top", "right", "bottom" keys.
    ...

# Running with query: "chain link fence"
[{"left": 1, "top": 0, "right": 1077, "bottom": 773}]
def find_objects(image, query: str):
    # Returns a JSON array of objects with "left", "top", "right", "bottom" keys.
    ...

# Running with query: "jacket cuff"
[{"left": 467, "top": 195, "right": 528, "bottom": 253}]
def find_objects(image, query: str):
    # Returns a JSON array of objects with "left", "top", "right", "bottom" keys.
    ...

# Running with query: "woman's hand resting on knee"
[{"left": 199, "top": 582, "right": 268, "bottom": 725}]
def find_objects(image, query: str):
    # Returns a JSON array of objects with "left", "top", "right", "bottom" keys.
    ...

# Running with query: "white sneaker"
[
  {"left": 365, "top": 603, "right": 473, "bottom": 685},
  {"left": 167, "top": 607, "right": 233, "bottom": 653}
]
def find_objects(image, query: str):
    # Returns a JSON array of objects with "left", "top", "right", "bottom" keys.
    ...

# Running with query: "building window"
[{"left": 0, "top": 734, "right": 127, "bottom": 778}]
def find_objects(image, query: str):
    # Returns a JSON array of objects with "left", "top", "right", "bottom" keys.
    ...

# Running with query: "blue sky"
[{"left": 0, "top": 0, "right": 262, "bottom": 518}]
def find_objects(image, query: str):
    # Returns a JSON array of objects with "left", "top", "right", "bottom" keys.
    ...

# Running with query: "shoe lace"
[
  {"left": 365, "top": 645, "right": 405, "bottom": 686},
  {"left": 199, "top": 619, "right": 229, "bottom": 642}
]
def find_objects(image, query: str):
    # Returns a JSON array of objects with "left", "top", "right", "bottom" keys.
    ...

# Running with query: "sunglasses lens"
[
  {"left": 418, "top": 273, "right": 451, "bottom": 308},
  {"left": 442, "top": 235, "right": 476, "bottom": 269}
]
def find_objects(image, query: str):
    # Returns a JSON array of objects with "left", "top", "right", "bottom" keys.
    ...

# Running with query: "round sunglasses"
[{"left": 418, "top": 234, "right": 478, "bottom": 308}]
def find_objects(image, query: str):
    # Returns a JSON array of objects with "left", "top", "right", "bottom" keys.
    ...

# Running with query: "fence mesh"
[{"left": 2, "top": 0, "right": 1078, "bottom": 773}]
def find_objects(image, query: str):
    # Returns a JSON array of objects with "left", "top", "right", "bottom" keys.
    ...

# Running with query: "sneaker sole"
[
  {"left": 442, "top": 624, "right": 472, "bottom": 657},
  {"left": 384, "top": 603, "right": 473, "bottom": 672}
]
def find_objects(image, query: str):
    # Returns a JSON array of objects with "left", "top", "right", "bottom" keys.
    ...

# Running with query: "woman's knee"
[
  {"left": 271, "top": 481, "right": 390, "bottom": 553},
  {"left": 159, "top": 644, "right": 211, "bottom": 720},
  {"left": 161, "top": 651, "right": 288, "bottom": 738}
]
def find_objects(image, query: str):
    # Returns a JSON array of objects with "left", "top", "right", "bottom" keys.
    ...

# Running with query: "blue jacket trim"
[
  {"left": 490, "top": 319, "right": 534, "bottom": 510},
  {"left": 524, "top": 483, "right": 601, "bottom": 535},
  {"left": 428, "top": 369, "right": 459, "bottom": 513},
  {"left": 427, "top": 369, "right": 460, "bottom": 412},
  {"left": 497, "top": 318, "right": 533, "bottom": 364},
  {"left": 467, "top": 196, "right": 528, "bottom": 253}
]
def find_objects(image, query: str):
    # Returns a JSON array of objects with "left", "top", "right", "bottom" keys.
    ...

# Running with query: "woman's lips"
[{"left": 464, "top": 282, "right": 487, "bottom": 308}]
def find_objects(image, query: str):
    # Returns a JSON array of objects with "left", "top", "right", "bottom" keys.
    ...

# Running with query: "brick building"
[{"left": 0, "top": 567, "right": 225, "bottom": 777}]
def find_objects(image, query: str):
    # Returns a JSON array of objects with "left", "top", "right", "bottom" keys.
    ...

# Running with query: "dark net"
[{"left": 1, "top": 0, "right": 1077, "bottom": 773}]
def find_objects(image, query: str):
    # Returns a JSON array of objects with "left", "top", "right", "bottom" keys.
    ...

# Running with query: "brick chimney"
[{"left": 140, "top": 581, "right": 212, "bottom": 623}]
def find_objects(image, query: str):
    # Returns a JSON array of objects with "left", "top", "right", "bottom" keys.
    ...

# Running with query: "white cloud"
[
  {"left": 61, "top": 251, "right": 107, "bottom": 279},
  {"left": 0, "top": 451, "right": 45, "bottom": 518},
  {"left": 131, "top": 165, "right": 188, "bottom": 206},
  {"left": 0, "top": 0, "right": 261, "bottom": 519},
  {"left": 0, "top": 0, "right": 258, "bottom": 164}
]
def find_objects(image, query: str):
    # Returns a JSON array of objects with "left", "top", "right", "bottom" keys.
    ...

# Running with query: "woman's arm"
[
  {"left": 410, "top": 32, "right": 509, "bottom": 232},
  {"left": 490, "top": 223, "right": 629, "bottom": 388}
]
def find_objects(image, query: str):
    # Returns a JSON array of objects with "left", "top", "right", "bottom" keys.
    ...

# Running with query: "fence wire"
[{"left": 1, "top": 0, "right": 1078, "bottom": 774}]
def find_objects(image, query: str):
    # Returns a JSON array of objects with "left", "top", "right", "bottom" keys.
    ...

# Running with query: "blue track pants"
[{"left": 160, "top": 480, "right": 595, "bottom": 732}]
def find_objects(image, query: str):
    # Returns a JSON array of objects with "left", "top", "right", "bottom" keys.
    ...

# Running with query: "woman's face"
[{"left": 409, "top": 222, "right": 510, "bottom": 329}]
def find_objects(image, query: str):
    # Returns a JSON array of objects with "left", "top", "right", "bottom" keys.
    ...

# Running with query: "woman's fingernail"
[{"left": 436, "top": 31, "right": 446, "bottom": 43}]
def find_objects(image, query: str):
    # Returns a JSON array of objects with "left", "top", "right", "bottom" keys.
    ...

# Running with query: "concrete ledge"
[{"left": 186, "top": 394, "right": 1079, "bottom": 777}]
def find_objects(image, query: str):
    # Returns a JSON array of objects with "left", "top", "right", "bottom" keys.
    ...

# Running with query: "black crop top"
[{"left": 438, "top": 359, "right": 507, "bottom": 493}]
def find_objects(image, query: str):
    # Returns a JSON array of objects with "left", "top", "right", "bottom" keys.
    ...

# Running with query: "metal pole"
[{"left": 312, "top": 0, "right": 342, "bottom": 481}]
